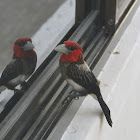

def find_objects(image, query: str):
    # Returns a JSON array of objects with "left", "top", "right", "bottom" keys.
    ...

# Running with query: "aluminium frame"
[{"left": 0, "top": 0, "right": 138, "bottom": 139}]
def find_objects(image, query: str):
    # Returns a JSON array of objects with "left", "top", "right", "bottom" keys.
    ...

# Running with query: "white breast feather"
[{"left": 66, "top": 79, "right": 85, "bottom": 93}]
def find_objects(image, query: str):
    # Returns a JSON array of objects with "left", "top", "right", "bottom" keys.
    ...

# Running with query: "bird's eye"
[
  {"left": 70, "top": 46, "right": 77, "bottom": 51},
  {"left": 17, "top": 42, "right": 25, "bottom": 47}
]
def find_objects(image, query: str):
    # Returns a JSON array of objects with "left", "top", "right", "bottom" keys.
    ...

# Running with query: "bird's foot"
[
  {"left": 69, "top": 90, "right": 80, "bottom": 100},
  {"left": 14, "top": 89, "right": 24, "bottom": 94},
  {"left": 14, "top": 89, "right": 20, "bottom": 93},
  {"left": 62, "top": 91, "right": 80, "bottom": 105},
  {"left": 20, "top": 82, "right": 30, "bottom": 89}
]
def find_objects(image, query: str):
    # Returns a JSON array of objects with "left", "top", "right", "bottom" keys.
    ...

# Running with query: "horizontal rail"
[{"left": 0, "top": 10, "right": 101, "bottom": 140}]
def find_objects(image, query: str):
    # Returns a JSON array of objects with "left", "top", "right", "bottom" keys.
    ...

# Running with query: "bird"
[
  {"left": 0, "top": 38, "right": 37, "bottom": 94},
  {"left": 54, "top": 41, "right": 112, "bottom": 127}
]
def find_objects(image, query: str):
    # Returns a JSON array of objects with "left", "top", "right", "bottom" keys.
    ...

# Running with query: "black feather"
[
  {"left": 60, "top": 61, "right": 112, "bottom": 126},
  {"left": 0, "top": 54, "right": 37, "bottom": 89},
  {"left": 1, "top": 58, "right": 23, "bottom": 84},
  {"left": 66, "top": 62, "right": 100, "bottom": 96},
  {"left": 97, "top": 96, "right": 112, "bottom": 127}
]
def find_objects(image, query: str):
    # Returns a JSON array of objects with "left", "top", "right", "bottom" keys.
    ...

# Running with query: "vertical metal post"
[
  {"left": 75, "top": 0, "right": 87, "bottom": 24},
  {"left": 75, "top": 0, "right": 96, "bottom": 24},
  {"left": 103, "top": 0, "right": 117, "bottom": 33}
]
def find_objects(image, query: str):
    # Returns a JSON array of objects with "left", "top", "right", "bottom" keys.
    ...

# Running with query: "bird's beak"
[
  {"left": 54, "top": 44, "right": 70, "bottom": 54},
  {"left": 23, "top": 41, "right": 34, "bottom": 51}
]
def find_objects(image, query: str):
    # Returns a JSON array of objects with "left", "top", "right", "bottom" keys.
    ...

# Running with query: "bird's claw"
[
  {"left": 62, "top": 96, "right": 71, "bottom": 105},
  {"left": 69, "top": 91, "right": 80, "bottom": 99},
  {"left": 14, "top": 89, "right": 20, "bottom": 93},
  {"left": 74, "top": 96, "right": 79, "bottom": 100},
  {"left": 62, "top": 91, "right": 80, "bottom": 105},
  {"left": 14, "top": 89, "right": 24, "bottom": 94},
  {"left": 20, "top": 82, "right": 30, "bottom": 89}
]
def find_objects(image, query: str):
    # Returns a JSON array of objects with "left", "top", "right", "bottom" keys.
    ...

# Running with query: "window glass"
[
  {"left": 116, "top": 0, "right": 132, "bottom": 22},
  {"left": 33, "top": 0, "right": 76, "bottom": 66}
]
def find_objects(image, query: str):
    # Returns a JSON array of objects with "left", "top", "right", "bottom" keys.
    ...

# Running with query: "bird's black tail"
[
  {"left": 97, "top": 96, "right": 112, "bottom": 127},
  {"left": 0, "top": 78, "right": 2, "bottom": 87},
  {"left": 0, "top": 79, "right": 6, "bottom": 94}
]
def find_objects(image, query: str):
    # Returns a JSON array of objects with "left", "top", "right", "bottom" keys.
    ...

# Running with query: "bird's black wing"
[
  {"left": 1, "top": 58, "right": 23, "bottom": 84},
  {"left": 66, "top": 62, "right": 113, "bottom": 127},
  {"left": 67, "top": 62, "right": 101, "bottom": 96}
]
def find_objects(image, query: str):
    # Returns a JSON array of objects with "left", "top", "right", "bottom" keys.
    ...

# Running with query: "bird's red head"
[
  {"left": 63, "top": 41, "right": 83, "bottom": 53},
  {"left": 55, "top": 41, "right": 84, "bottom": 63},
  {"left": 15, "top": 38, "right": 32, "bottom": 44},
  {"left": 13, "top": 38, "right": 36, "bottom": 58}
]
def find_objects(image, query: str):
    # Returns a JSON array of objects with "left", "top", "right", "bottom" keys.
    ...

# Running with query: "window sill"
[{"left": 50, "top": 2, "right": 140, "bottom": 140}]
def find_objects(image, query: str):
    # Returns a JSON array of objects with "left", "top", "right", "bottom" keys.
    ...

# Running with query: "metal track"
[
  {"left": 0, "top": 0, "right": 138, "bottom": 138},
  {"left": 0, "top": 10, "right": 104, "bottom": 140}
]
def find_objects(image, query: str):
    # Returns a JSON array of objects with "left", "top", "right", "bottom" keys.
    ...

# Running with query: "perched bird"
[
  {"left": 0, "top": 38, "right": 37, "bottom": 93},
  {"left": 54, "top": 41, "right": 112, "bottom": 127}
]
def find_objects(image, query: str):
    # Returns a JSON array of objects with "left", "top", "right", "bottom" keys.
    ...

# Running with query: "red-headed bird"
[
  {"left": 0, "top": 38, "right": 37, "bottom": 93},
  {"left": 54, "top": 41, "right": 112, "bottom": 127}
]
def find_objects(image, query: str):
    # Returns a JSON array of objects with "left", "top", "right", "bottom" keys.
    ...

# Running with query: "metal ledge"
[
  {"left": 0, "top": 0, "right": 139, "bottom": 139},
  {"left": 48, "top": 1, "right": 140, "bottom": 140},
  {"left": 0, "top": 10, "right": 101, "bottom": 140}
]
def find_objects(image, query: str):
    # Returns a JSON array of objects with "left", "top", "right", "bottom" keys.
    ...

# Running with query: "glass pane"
[
  {"left": 33, "top": 0, "right": 76, "bottom": 66},
  {"left": 116, "top": 0, "right": 132, "bottom": 22},
  {"left": 0, "top": 0, "right": 75, "bottom": 111}
]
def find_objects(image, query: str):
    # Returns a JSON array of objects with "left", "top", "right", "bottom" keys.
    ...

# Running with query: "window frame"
[{"left": 0, "top": 0, "right": 138, "bottom": 139}]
